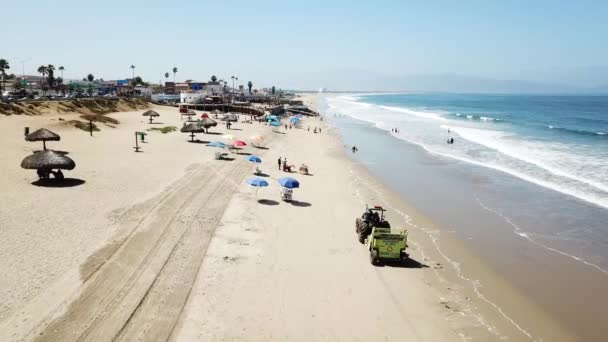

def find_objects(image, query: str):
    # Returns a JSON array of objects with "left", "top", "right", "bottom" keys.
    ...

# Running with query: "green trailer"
[{"left": 368, "top": 226, "right": 409, "bottom": 265}]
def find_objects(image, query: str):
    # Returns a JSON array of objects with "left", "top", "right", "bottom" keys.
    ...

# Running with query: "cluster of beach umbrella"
[
  {"left": 21, "top": 128, "right": 76, "bottom": 180},
  {"left": 180, "top": 117, "right": 218, "bottom": 141}
]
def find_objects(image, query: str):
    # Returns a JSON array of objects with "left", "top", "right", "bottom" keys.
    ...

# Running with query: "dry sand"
[{"left": 0, "top": 96, "right": 573, "bottom": 341}]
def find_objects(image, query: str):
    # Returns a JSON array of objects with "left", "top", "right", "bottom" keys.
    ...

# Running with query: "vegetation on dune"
[
  {"left": 66, "top": 120, "right": 100, "bottom": 132},
  {"left": 147, "top": 126, "right": 177, "bottom": 134},
  {"left": 80, "top": 114, "right": 120, "bottom": 125}
]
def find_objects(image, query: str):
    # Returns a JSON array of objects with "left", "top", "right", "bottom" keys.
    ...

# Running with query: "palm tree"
[
  {"left": 172, "top": 67, "right": 178, "bottom": 83},
  {"left": 47, "top": 64, "right": 55, "bottom": 88},
  {"left": 37, "top": 65, "right": 48, "bottom": 88},
  {"left": 0, "top": 59, "right": 10, "bottom": 94},
  {"left": 58, "top": 66, "right": 64, "bottom": 79},
  {"left": 247, "top": 81, "right": 253, "bottom": 94},
  {"left": 87, "top": 74, "right": 94, "bottom": 82},
  {"left": 130, "top": 65, "right": 135, "bottom": 79},
  {"left": 211, "top": 75, "right": 217, "bottom": 83},
  {"left": 231, "top": 75, "right": 235, "bottom": 92}
]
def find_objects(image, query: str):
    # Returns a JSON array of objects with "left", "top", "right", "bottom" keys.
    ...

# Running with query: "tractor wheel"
[
  {"left": 370, "top": 249, "right": 380, "bottom": 266},
  {"left": 355, "top": 218, "right": 362, "bottom": 233}
]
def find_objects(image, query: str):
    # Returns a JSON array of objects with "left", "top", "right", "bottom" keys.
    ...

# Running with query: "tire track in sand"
[{"left": 32, "top": 153, "right": 258, "bottom": 341}]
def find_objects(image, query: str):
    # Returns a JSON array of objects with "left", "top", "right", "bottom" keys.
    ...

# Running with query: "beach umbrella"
[
  {"left": 199, "top": 117, "right": 218, "bottom": 133},
  {"left": 247, "top": 177, "right": 268, "bottom": 187},
  {"left": 247, "top": 155, "right": 262, "bottom": 163},
  {"left": 25, "top": 128, "right": 60, "bottom": 150},
  {"left": 290, "top": 117, "right": 300, "bottom": 123},
  {"left": 268, "top": 115, "right": 279, "bottom": 121},
  {"left": 221, "top": 114, "right": 238, "bottom": 122},
  {"left": 232, "top": 140, "right": 247, "bottom": 147},
  {"left": 142, "top": 110, "right": 160, "bottom": 123},
  {"left": 21, "top": 150, "right": 75, "bottom": 170},
  {"left": 207, "top": 141, "right": 227, "bottom": 148},
  {"left": 269, "top": 121, "right": 281, "bottom": 127},
  {"left": 180, "top": 122, "right": 205, "bottom": 141},
  {"left": 278, "top": 177, "right": 300, "bottom": 189},
  {"left": 211, "top": 109, "right": 222, "bottom": 115},
  {"left": 201, "top": 113, "right": 209, "bottom": 119}
]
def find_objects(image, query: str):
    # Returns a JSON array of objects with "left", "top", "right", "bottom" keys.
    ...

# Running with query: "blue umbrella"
[
  {"left": 247, "top": 177, "right": 269, "bottom": 187},
  {"left": 207, "top": 141, "right": 227, "bottom": 148},
  {"left": 290, "top": 117, "right": 300, "bottom": 123},
  {"left": 268, "top": 115, "right": 279, "bottom": 121},
  {"left": 269, "top": 121, "right": 281, "bottom": 127},
  {"left": 278, "top": 177, "right": 300, "bottom": 189},
  {"left": 247, "top": 155, "right": 262, "bottom": 163}
]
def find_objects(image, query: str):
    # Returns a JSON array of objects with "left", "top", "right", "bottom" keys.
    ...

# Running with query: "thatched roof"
[
  {"left": 180, "top": 122, "right": 205, "bottom": 133},
  {"left": 142, "top": 110, "right": 160, "bottom": 117},
  {"left": 25, "top": 128, "right": 60, "bottom": 142},
  {"left": 221, "top": 114, "right": 238, "bottom": 122},
  {"left": 21, "top": 150, "right": 76, "bottom": 170},
  {"left": 200, "top": 117, "right": 218, "bottom": 128}
]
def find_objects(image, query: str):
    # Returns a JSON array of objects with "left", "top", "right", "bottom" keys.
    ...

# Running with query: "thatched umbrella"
[
  {"left": 142, "top": 110, "right": 160, "bottom": 124},
  {"left": 211, "top": 109, "right": 222, "bottom": 115},
  {"left": 221, "top": 114, "right": 238, "bottom": 122},
  {"left": 199, "top": 117, "right": 217, "bottom": 133},
  {"left": 180, "top": 122, "right": 205, "bottom": 141},
  {"left": 21, "top": 150, "right": 75, "bottom": 180},
  {"left": 25, "top": 128, "right": 60, "bottom": 150}
]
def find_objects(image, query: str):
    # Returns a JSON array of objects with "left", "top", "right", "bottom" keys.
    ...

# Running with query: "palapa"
[
  {"left": 21, "top": 150, "right": 76, "bottom": 170},
  {"left": 25, "top": 128, "right": 60, "bottom": 150},
  {"left": 199, "top": 117, "right": 217, "bottom": 128},
  {"left": 221, "top": 114, "right": 238, "bottom": 122},
  {"left": 142, "top": 110, "right": 160, "bottom": 123},
  {"left": 180, "top": 122, "right": 206, "bottom": 141}
]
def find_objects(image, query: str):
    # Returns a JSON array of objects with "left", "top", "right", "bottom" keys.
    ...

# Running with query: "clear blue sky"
[{"left": 3, "top": 0, "right": 608, "bottom": 90}]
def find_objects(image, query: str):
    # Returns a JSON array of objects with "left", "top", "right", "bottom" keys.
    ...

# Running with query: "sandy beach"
[{"left": 0, "top": 95, "right": 577, "bottom": 341}]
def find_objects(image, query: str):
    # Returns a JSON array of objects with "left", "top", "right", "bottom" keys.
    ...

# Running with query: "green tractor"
[{"left": 355, "top": 205, "right": 409, "bottom": 265}]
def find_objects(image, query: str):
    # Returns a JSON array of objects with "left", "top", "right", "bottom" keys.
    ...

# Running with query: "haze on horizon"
[{"left": 3, "top": 0, "right": 608, "bottom": 92}]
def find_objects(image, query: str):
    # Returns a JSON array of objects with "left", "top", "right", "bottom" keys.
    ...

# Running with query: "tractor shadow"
[{"left": 376, "top": 256, "right": 428, "bottom": 269}]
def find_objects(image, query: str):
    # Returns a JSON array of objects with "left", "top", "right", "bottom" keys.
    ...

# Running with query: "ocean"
[
  {"left": 321, "top": 93, "right": 608, "bottom": 340},
  {"left": 328, "top": 93, "right": 608, "bottom": 209}
]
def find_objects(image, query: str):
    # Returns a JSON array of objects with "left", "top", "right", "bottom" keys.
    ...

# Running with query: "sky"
[{"left": 2, "top": 0, "right": 608, "bottom": 91}]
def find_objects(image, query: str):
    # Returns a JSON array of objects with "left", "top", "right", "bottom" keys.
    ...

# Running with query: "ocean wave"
[
  {"left": 454, "top": 113, "right": 502, "bottom": 122},
  {"left": 378, "top": 105, "right": 448, "bottom": 122},
  {"left": 547, "top": 125, "right": 608, "bottom": 137}
]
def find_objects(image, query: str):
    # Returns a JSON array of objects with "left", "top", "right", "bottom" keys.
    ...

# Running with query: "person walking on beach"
[{"left": 278, "top": 157, "right": 282, "bottom": 170}]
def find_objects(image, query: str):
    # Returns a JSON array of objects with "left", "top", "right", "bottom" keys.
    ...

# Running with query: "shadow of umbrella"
[{"left": 32, "top": 178, "right": 85, "bottom": 187}]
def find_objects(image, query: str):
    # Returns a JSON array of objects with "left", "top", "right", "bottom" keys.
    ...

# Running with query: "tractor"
[{"left": 355, "top": 205, "right": 408, "bottom": 265}]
